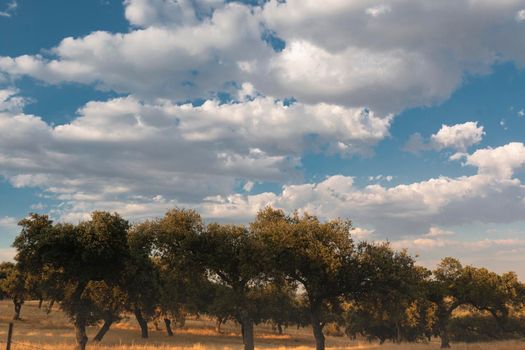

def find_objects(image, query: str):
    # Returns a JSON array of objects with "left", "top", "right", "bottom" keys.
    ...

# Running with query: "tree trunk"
[
  {"left": 437, "top": 307, "right": 451, "bottom": 349},
  {"left": 215, "top": 317, "right": 223, "bottom": 334},
  {"left": 241, "top": 316, "right": 254, "bottom": 350},
  {"left": 93, "top": 316, "right": 114, "bottom": 342},
  {"left": 310, "top": 302, "right": 325, "bottom": 350},
  {"left": 134, "top": 307, "right": 149, "bottom": 338},
  {"left": 38, "top": 298, "right": 43, "bottom": 309},
  {"left": 164, "top": 318, "right": 174, "bottom": 336},
  {"left": 440, "top": 327, "right": 451, "bottom": 348},
  {"left": 46, "top": 299, "right": 55, "bottom": 314},
  {"left": 395, "top": 321, "right": 402, "bottom": 343},
  {"left": 75, "top": 316, "right": 88, "bottom": 350},
  {"left": 13, "top": 299, "right": 22, "bottom": 320},
  {"left": 277, "top": 323, "right": 283, "bottom": 335}
]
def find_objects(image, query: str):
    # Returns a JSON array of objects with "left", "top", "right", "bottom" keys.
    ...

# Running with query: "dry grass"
[{"left": 0, "top": 301, "right": 522, "bottom": 350}]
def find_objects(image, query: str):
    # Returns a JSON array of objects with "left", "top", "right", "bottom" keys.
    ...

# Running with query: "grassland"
[{"left": 0, "top": 301, "right": 522, "bottom": 350}]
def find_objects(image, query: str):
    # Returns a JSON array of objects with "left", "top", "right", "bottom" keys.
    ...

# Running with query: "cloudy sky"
[{"left": 1, "top": 0, "right": 525, "bottom": 276}]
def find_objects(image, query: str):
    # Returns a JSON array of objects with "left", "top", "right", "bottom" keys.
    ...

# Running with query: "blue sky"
[{"left": 1, "top": 0, "right": 525, "bottom": 277}]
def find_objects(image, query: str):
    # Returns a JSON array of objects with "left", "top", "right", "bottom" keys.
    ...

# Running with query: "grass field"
[{"left": 0, "top": 301, "right": 523, "bottom": 350}]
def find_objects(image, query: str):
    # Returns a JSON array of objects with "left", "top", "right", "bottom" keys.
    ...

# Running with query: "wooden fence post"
[{"left": 6, "top": 322, "right": 13, "bottom": 350}]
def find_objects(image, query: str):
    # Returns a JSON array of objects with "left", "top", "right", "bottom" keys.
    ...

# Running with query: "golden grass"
[{"left": 0, "top": 301, "right": 523, "bottom": 350}]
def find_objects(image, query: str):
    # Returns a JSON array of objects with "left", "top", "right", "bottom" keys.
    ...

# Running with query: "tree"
[
  {"left": 13, "top": 212, "right": 130, "bottom": 350},
  {"left": 0, "top": 262, "right": 28, "bottom": 320},
  {"left": 345, "top": 245, "right": 430, "bottom": 343},
  {"left": 124, "top": 222, "right": 161, "bottom": 339},
  {"left": 428, "top": 257, "right": 470, "bottom": 348},
  {"left": 85, "top": 281, "right": 128, "bottom": 342},
  {"left": 255, "top": 277, "right": 302, "bottom": 335},
  {"left": 154, "top": 208, "right": 209, "bottom": 338},
  {"left": 195, "top": 223, "right": 267, "bottom": 350},
  {"left": 251, "top": 207, "right": 355, "bottom": 350}
]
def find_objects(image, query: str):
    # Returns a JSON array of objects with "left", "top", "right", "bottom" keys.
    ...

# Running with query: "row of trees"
[{"left": 1, "top": 207, "right": 524, "bottom": 350}]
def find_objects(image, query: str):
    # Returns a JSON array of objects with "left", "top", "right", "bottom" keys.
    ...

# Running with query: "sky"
[{"left": 1, "top": 0, "right": 525, "bottom": 277}]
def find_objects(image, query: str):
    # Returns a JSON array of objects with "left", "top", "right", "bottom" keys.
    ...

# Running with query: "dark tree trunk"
[
  {"left": 277, "top": 323, "right": 283, "bottom": 335},
  {"left": 437, "top": 306, "right": 452, "bottom": 349},
  {"left": 93, "top": 316, "right": 114, "bottom": 342},
  {"left": 13, "top": 299, "right": 23, "bottom": 320},
  {"left": 310, "top": 302, "right": 325, "bottom": 350},
  {"left": 75, "top": 316, "right": 88, "bottom": 350},
  {"left": 38, "top": 298, "right": 43, "bottom": 309},
  {"left": 215, "top": 317, "right": 223, "bottom": 334},
  {"left": 440, "top": 327, "right": 451, "bottom": 348},
  {"left": 240, "top": 315, "right": 254, "bottom": 350},
  {"left": 46, "top": 299, "right": 55, "bottom": 314},
  {"left": 164, "top": 318, "right": 174, "bottom": 336},
  {"left": 134, "top": 307, "right": 149, "bottom": 338},
  {"left": 395, "top": 321, "right": 402, "bottom": 343}
]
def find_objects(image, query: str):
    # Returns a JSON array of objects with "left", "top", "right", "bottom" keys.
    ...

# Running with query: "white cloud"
[
  {"left": 431, "top": 122, "right": 485, "bottom": 151},
  {"left": 243, "top": 181, "right": 255, "bottom": 192},
  {"left": 368, "top": 175, "right": 394, "bottom": 182},
  {"left": 425, "top": 226, "right": 455, "bottom": 237},
  {"left": 124, "top": 0, "right": 224, "bottom": 28},
  {"left": 0, "top": 1, "right": 17, "bottom": 17},
  {"left": 0, "top": 92, "right": 391, "bottom": 219},
  {"left": 366, "top": 4, "right": 391, "bottom": 18},
  {"left": 464, "top": 142, "right": 525, "bottom": 179},
  {"left": 260, "top": 0, "right": 525, "bottom": 112},
  {"left": 199, "top": 143, "right": 525, "bottom": 235},
  {"left": 405, "top": 122, "right": 485, "bottom": 153},
  {"left": 516, "top": 9, "right": 525, "bottom": 21},
  {"left": 0, "top": 88, "right": 27, "bottom": 113},
  {"left": 0, "top": 3, "right": 271, "bottom": 100},
  {"left": 351, "top": 226, "right": 375, "bottom": 240},
  {"left": 1, "top": 0, "right": 525, "bottom": 114}
]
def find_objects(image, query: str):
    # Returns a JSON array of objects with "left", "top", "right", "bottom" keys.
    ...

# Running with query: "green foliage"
[
  {"left": 6, "top": 207, "right": 525, "bottom": 350},
  {"left": 344, "top": 245, "right": 431, "bottom": 343},
  {"left": 449, "top": 314, "right": 525, "bottom": 342}
]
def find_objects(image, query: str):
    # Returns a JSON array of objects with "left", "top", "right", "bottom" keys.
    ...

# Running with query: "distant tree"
[
  {"left": 205, "top": 283, "right": 237, "bottom": 333},
  {"left": 0, "top": 262, "right": 28, "bottom": 320},
  {"left": 255, "top": 277, "right": 302, "bottom": 334},
  {"left": 13, "top": 212, "right": 129, "bottom": 350},
  {"left": 251, "top": 207, "right": 356, "bottom": 350}
]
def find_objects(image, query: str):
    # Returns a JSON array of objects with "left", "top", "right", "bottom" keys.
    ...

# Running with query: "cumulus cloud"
[
  {"left": 1, "top": 0, "right": 525, "bottom": 113},
  {"left": 0, "top": 1, "right": 17, "bottom": 18},
  {"left": 0, "top": 91, "right": 391, "bottom": 220},
  {"left": 405, "top": 122, "right": 484, "bottom": 153},
  {"left": 0, "top": 3, "right": 272, "bottom": 100},
  {"left": 199, "top": 142, "right": 525, "bottom": 235},
  {"left": 431, "top": 122, "right": 485, "bottom": 151},
  {"left": 464, "top": 142, "right": 525, "bottom": 179},
  {"left": 0, "top": 88, "right": 28, "bottom": 113},
  {"left": 260, "top": 0, "right": 525, "bottom": 112}
]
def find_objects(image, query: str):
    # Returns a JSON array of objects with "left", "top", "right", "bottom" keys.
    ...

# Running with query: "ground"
[{"left": 0, "top": 301, "right": 522, "bottom": 350}]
